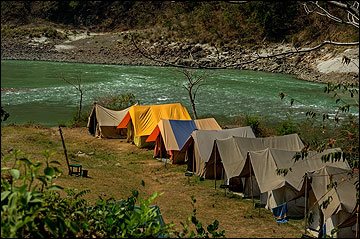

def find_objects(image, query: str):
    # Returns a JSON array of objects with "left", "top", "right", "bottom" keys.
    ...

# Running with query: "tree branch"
[
  {"left": 131, "top": 31, "right": 358, "bottom": 70},
  {"left": 304, "top": 1, "right": 359, "bottom": 28}
]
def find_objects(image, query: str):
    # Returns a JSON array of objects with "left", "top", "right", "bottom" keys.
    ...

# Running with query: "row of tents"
[{"left": 87, "top": 102, "right": 358, "bottom": 238}]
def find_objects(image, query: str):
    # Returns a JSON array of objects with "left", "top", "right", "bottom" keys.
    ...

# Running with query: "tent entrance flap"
[{"left": 117, "top": 112, "right": 131, "bottom": 129}]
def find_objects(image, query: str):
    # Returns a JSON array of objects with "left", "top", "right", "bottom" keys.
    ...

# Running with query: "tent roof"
[
  {"left": 146, "top": 119, "right": 197, "bottom": 150},
  {"left": 146, "top": 118, "right": 222, "bottom": 151},
  {"left": 191, "top": 126, "right": 256, "bottom": 163},
  {"left": 249, "top": 148, "right": 350, "bottom": 193},
  {"left": 309, "top": 165, "right": 357, "bottom": 221},
  {"left": 216, "top": 137, "right": 265, "bottom": 180},
  {"left": 216, "top": 134, "right": 305, "bottom": 180},
  {"left": 117, "top": 103, "right": 191, "bottom": 137},
  {"left": 262, "top": 133, "right": 304, "bottom": 151},
  {"left": 194, "top": 118, "right": 222, "bottom": 130},
  {"left": 87, "top": 103, "right": 132, "bottom": 127}
]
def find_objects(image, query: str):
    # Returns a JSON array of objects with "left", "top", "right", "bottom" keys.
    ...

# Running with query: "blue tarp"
[
  {"left": 272, "top": 203, "right": 288, "bottom": 223},
  {"left": 169, "top": 119, "right": 197, "bottom": 150}
]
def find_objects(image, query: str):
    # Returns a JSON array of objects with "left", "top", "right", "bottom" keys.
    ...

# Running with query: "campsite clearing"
[{"left": 1, "top": 125, "right": 304, "bottom": 238}]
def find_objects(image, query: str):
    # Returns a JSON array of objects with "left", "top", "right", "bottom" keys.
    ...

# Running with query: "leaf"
[
  {"left": 19, "top": 158, "right": 33, "bottom": 165},
  {"left": 50, "top": 160, "right": 61, "bottom": 165},
  {"left": 48, "top": 185, "right": 64, "bottom": 191},
  {"left": 9, "top": 169, "right": 20, "bottom": 180},
  {"left": 44, "top": 167, "right": 55, "bottom": 177},
  {"left": 1, "top": 191, "right": 11, "bottom": 201}
]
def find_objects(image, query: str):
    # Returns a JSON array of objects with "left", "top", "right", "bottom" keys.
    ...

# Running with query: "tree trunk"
[
  {"left": 78, "top": 90, "right": 83, "bottom": 121},
  {"left": 189, "top": 91, "right": 198, "bottom": 119}
]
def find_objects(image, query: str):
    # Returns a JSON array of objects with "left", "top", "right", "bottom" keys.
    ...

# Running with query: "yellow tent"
[{"left": 117, "top": 103, "right": 191, "bottom": 147}]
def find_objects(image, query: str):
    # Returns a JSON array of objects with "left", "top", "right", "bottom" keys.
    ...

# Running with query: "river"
[{"left": 1, "top": 60, "right": 355, "bottom": 126}]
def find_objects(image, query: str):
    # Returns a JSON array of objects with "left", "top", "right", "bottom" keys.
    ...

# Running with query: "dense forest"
[{"left": 1, "top": 1, "right": 358, "bottom": 46}]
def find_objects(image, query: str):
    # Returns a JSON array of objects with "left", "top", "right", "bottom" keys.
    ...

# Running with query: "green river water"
[{"left": 1, "top": 60, "right": 355, "bottom": 126}]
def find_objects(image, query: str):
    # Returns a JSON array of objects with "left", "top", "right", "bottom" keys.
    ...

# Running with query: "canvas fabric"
[
  {"left": 147, "top": 119, "right": 197, "bottom": 150},
  {"left": 309, "top": 166, "right": 357, "bottom": 222},
  {"left": 194, "top": 118, "right": 222, "bottom": 130},
  {"left": 188, "top": 127, "right": 256, "bottom": 178},
  {"left": 249, "top": 148, "right": 349, "bottom": 193},
  {"left": 87, "top": 103, "right": 132, "bottom": 138},
  {"left": 251, "top": 149, "right": 351, "bottom": 220},
  {"left": 117, "top": 103, "right": 191, "bottom": 137},
  {"left": 146, "top": 118, "right": 222, "bottom": 163},
  {"left": 216, "top": 134, "right": 304, "bottom": 181}
]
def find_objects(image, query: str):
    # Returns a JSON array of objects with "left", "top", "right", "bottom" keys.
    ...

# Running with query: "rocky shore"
[{"left": 1, "top": 29, "right": 359, "bottom": 85}]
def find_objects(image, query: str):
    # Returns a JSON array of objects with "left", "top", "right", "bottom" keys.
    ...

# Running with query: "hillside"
[{"left": 1, "top": 1, "right": 359, "bottom": 84}]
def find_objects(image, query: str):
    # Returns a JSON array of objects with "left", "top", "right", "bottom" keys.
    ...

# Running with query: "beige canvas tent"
[
  {"left": 306, "top": 166, "right": 358, "bottom": 238},
  {"left": 145, "top": 118, "right": 222, "bottom": 164},
  {"left": 215, "top": 135, "right": 306, "bottom": 179},
  {"left": 87, "top": 103, "right": 132, "bottom": 139},
  {"left": 246, "top": 148, "right": 350, "bottom": 217},
  {"left": 194, "top": 118, "right": 222, "bottom": 130},
  {"left": 215, "top": 134, "right": 305, "bottom": 191},
  {"left": 185, "top": 126, "right": 256, "bottom": 178}
]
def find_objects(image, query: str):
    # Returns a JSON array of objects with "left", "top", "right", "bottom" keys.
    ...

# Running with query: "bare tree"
[
  {"left": 61, "top": 75, "right": 84, "bottom": 121},
  {"left": 181, "top": 69, "right": 206, "bottom": 119},
  {"left": 303, "top": 1, "right": 359, "bottom": 28}
]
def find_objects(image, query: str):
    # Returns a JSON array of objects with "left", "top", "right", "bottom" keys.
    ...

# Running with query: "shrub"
[
  {"left": 1, "top": 150, "right": 226, "bottom": 238},
  {"left": 94, "top": 93, "right": 137, "bottom": 111},
  {"left": 276, "top": 114, "right": 299, "bottom": 135}
]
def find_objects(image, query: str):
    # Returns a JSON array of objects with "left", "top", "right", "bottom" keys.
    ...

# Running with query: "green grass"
[{"left": 1, "top": 125, "right": 305, "bottom": 238}]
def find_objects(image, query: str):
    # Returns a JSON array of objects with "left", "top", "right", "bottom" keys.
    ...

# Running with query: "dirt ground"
[{"left": 1, "top": 125, "right": 304, "bottom": 238}]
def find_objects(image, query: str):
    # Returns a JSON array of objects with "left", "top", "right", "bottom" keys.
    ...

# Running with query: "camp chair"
[
  {"left": 59, "top": 126, "right": 83, "bottom": 176},
  {"left": 68, "top": 163, "right": 83, "bottom": 176}
]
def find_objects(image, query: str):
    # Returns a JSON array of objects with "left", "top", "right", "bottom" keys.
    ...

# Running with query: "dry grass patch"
[{"left": 1, "top": 125, "right": 304, "bottom": 238}]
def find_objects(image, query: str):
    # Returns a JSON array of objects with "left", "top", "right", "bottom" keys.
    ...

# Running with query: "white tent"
[
  {"left": 213, "top": 134, "right": 305, "bottom": 197},
  {"left": 247, "top": 148, "right": 350, "bottom": 217},
  {"left": 87, "top": 103, "right": 131, "bottom": 138},
  {"left": 185, "top": 126, "right": 256, "bottom": 178},
  {"left": 306, "top": 166, "right": 358, "bottom": 238}
]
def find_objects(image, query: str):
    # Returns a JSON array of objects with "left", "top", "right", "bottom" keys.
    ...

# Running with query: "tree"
[
  {"left": 61, "top": 74, "right": 84, "bottom": 122},
  {"left": 180, "top": 69, "right": 206, "bottom": 119},
  {"left": 1, "top": 106, "right": 10, "bottom": 122}
]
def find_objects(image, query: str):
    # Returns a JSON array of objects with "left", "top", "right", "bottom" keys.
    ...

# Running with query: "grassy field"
[{"left": 1, "top": 125, "right": 305, "bottom": 238}]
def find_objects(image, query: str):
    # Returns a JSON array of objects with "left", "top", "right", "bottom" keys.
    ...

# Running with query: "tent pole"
[
  {"left": 249, "top": 157, "right": 254, "bottom": 207},
  {"left": 356, "top": 204, "right": 359, "bottom": 239},
  {"left": 214, "top": 148, "right": 217, "bottom": 190},
  {"left": 59, "top": 126, "right": 71, "bottom": 175},
  {"left": 304, "top": 173, "right": 308, "bottom": 235},
  {"left": 192, "top": 145, "right": 195, "bottom": 175},
  {"left": 161, "top": 137, "right": 167, "bottom": 168},
  {"left": 221, "top": 166, "right": 226, "bottom": 196}
]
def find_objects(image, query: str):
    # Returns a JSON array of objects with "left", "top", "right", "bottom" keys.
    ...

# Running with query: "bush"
[
  {"left": 233, "top": 114, "right": 274, "bottom": 137},
  {"left": 94, "top": 93, "right": 137, "bottom": 111},
  {"left": 276, "top": 114, "right": 299, "bottom": 135}
]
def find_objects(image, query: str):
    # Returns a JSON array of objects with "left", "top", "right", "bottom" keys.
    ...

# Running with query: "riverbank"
[{"left": 1, "top": 28, "right": 359, "bottom": 85}]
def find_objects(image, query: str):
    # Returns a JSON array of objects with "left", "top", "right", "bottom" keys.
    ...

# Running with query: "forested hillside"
[{"left": 1, "top": 1, "right": 358, "bottom": 46}]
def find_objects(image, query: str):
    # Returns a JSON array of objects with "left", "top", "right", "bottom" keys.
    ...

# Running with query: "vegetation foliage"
[
  {"left": 1, "top": 1, "right": 358, "bottom": 46},
  {"left": 1, "top": 151, "right": 226, "bottom": 238}
]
